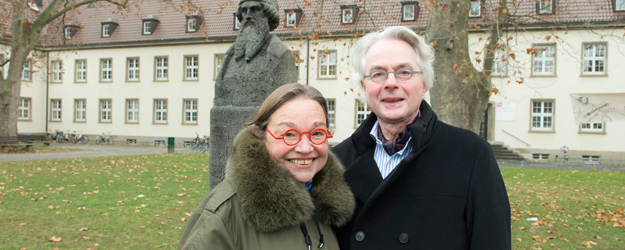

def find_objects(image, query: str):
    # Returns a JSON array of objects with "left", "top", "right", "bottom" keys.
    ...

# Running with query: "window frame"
[
  {"left": 284, "top": 9, "right": 303, "bottom": 27},
  {"left": 214, "top": 54, "right": 224, "bottom": 81},
  {"left": 65, "top": 27, "right": 72, "bottom": 39},
  {"left": 532, "top": 153, "right": 549, "bottom": 161},
  {"left": 327, "top": 99, "right": 336, "bottom": 128},
  {"left": 74, "top": 99, "right": 86, "bottom": 123},
  {"left": 355, "top": 99, "right": 371, "bottom": 128},
  {"left": 340, "top": 5, "right": 358, "bottom": 24},
  {"left": 126, "top": 57, "right": 140, "bottom": 82},
  {"left": 22, "top": 60, "right": 32, "bottom": 81},
  {"left": 154, "top": 56, "right": 168, "bottom": 81},
  {"left": 529, "top": 99, "right": 555, "bottom": 132},
  {"left": 153, "top": 99, "right": 168, "bottom": 124},
  {"left": 182, "top": 99, "right": 198, "bottom": 125},
  {"left": 531, "top": 43, "right": 556, "bottom": 77},
  {"left": 125, "top": 99, "right": 139, "bottom": 124},
  {"left": 18, "top": 97, "right": 32, "bottom": 121},
  {"left": 582, "top": 155, "right": 601, "bottom": 164},
  {"left": 51, "top": 60, "right": 63, "bottom": 83},
  {"left": 537, "top": 0, "right": 556, "bottom": 14},
  {"left": 491, "top": 48, "right": 508, "bottom": 77},
  {"left": 102, "top": 24, "right": 110, "bottom": 37},
  {"left": 401, "top": 1, "right": 419, "bottom": 22},
  {"left": 99, "top": 99, "right": 112, "bottom": 123},
  {"left": 75, "top": 59, "right": 87, "bottom": 83},
  {"left": 143, "top": 21, "right": 151, "bottom": 35},
  {"left": 469, "top": 0, "right": 482, "bottom": 18},
  {"left": 613, "top": 0, "right": 625, "bottom": 11},
  {"left": 183, "top": 55, "right": 199, "bottom": 81},
  {"left": 579, "top": 122, "right": 606, "bottom": 134},
  {"left": 142, "top": 19, "right": 159, "bottom": 35},
  {"left": 187, "top": 18, "right": 196, "bottom": 32},
  {"left": 100, "top": 58, "right": 112, "bottom": 82},
  {"left": 581, "top": 42, "right": 607, "bottom": 76},
  {"left": 318, "top": 50, "right": 337, "bottom": 79},
  {"left": 50, "top": 99, "right": 62, "bottom": 122}
]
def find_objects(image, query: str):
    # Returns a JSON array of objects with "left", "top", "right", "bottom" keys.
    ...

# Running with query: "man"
[
  {"left": 332, "top": 26, "right": 511, "bottom": 249},
  {"left": 209, "top": 0, "right": 297, "bottom": 189},
  {"left": 213, "top": 0, "right": 297, "bottom": 107}
]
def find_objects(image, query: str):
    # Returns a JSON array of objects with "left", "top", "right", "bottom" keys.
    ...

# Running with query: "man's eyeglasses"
[
  {"left": 364, "top": 68, "right": 422, "bottom": 83},
  {"left": 266, "top": 128, "right": 333, "bottom": 146}
]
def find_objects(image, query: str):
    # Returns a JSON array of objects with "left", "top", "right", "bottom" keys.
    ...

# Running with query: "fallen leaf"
[
  {"left": 582, "top": 241, "right": 597, "bottom": 248},
  {"left": 49, "top": 236, "right": 62, "bottom": 242},
  {"left": 79, "top": 227, "right": 88, "bottom": 231},
  {"left": 516, "top": 238, "right": 522, "bottom": 242},
  {"left": 19, "top": 223, "right": 26, "bottom": 226}
]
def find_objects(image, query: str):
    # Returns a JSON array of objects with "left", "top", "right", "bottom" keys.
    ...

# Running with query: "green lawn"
[{"left": 0, "top": 155, "right": 623, "bottom": 249}]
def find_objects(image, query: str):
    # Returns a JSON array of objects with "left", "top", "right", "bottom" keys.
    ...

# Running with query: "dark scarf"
[{"left": 376, "top": 115, "right": 419, "bottom": 155}]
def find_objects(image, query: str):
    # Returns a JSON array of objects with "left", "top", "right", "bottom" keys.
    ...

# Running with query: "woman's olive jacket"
[{"left": 178, "top": 129, "right": 355, "bottom": 250}]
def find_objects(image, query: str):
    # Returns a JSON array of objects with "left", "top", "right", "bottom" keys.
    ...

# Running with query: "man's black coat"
[{"left": 332, "top": 101, "right": 511, "bottom": 250}]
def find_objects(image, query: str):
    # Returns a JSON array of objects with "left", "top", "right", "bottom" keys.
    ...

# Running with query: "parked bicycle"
[
  {"left": 95, "top": 131, "right": 113, "bottom": 145},
  {"left": 46, "top": 129, "right": 63, "bottom": 142},
  {"left": 72, "top": 130, "right": 89, "bottom": 144},
  {"left": 191, "top": 133, "right": 209, "bottom": 153}
]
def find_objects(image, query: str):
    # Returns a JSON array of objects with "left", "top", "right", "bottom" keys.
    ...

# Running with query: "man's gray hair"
[
  {"left": 237, "top": 0, "right": 280, "bottom": 31},
  {"left": 352, "top": 26, "right": 435, "bottom": 91}
]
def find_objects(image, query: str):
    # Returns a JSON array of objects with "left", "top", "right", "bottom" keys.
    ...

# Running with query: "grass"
[
  {"left": 0, "top": 155, "right": 624, "bottom": 249},
  {"left": 0, "top": 153, "right": 209, "bottom": 250}
]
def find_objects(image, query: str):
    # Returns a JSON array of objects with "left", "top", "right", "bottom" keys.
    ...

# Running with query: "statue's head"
[{"left": 236, "top": 0, "right": 280, "bottom": 32}]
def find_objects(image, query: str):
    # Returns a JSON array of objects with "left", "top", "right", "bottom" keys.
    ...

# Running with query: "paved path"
[{"left": 0, "top": 144, "right": 195, "bottom": 162}]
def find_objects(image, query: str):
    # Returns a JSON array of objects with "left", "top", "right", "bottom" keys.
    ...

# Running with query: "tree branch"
[{"left": 39, "top": 0, "right": 129, "bottom": 26}]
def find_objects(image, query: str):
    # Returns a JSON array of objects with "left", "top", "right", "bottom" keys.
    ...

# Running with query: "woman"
[{"left": 178, "top": 83, "right": 355, "bottom": 250}]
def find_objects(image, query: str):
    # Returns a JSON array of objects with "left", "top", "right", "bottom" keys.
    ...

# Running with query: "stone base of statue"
[{"left": 208, "top": 106, "right": 258, "bottom": 189}]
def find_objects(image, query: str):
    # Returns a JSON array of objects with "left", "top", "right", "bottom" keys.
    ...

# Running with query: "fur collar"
[{"left": 225, "top": 129, "right": 355, "bottom": 232}]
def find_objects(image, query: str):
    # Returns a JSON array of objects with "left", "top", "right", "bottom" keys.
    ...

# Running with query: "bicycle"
[
  {"left": 192, "top": 133, "right": 209, "bottom": 153},
  {"left": 95, "top": 131, "right": 113, "bottom": 145},
  {"left": 46, "top": 129, "right": 62, "bottom": 142},
  {"left": 72, "top": 130, "right": 89, "bottom": 144}
]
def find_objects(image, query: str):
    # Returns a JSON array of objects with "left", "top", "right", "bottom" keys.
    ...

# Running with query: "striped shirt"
[{"left": 369, "top": 120, "right": 414, "bottom": 179}]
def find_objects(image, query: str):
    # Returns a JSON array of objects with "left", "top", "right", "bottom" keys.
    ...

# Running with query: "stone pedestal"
[{"left": 208, "top": 106, "right": 258, "bottom": 189}]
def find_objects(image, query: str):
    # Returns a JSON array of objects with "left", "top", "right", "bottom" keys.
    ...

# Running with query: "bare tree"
[{"left": 0, "top": 0, "right": 128, "bottom": 137}]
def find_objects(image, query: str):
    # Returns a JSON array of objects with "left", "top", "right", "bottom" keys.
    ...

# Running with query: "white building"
[{"left": 3, "top": 0, "right": 625, "bottom": 161}]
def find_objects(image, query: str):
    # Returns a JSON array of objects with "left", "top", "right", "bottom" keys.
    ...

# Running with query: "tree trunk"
[{"left": 426, "top": 0, "right": 492, "bottom": 134}]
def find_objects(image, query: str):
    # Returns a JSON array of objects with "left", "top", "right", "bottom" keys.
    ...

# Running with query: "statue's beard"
[{"left": 234, "top": 17, "right": 270, "bottom": 62}]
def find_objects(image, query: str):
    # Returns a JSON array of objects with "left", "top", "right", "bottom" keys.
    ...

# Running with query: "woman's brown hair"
[{"left": 245, "top": 83, "right": 328, "bottom": 138}]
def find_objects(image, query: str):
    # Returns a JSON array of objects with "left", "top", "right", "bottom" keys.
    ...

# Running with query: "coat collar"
[{"left": 225, "top": 129, "right": 355, "bottom": 233}]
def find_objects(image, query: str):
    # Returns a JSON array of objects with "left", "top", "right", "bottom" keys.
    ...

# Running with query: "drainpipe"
[
  {"left": 305, "top": 37, "right": 310, "bottom": 85},
  {"left": 45, "top": 51, "right": 49, "bottom": 133}
]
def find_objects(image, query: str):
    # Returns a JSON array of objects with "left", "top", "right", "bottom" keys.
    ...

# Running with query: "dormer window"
[
  {"left": 233, "top": 13, "right": 241, "bottom": 30},
  {"left": 64, "top": 25, "right": 79, "bottom": 40},
  {"left": 537, "top": 0, "right": 556, "bottom": 14},
  {"left": 100, "top": 21, "right": 118, "bottom": 38},
  {"left": 401, "top": 1, "right": 419, "bottom": 21},
  {"left": 65, "top": 27, "right": 72, "bottom": 39},
  {"left": 186, "top": 15, "right": 203, "bottom": 33},
  {"left": 142, "top": 18, "right": 159, "bottom": 35},
  {"left": 340, "top": 5, "right": 358, "bottom": 24},
  {"left": 469, "top": 0, "right": 481, "bottom": 17},
  {"left": 284, "top": 9, "right": 303, "bottom": 27},
  {"left": 614, "top": 0, "right": 625, "bottom": 11}
]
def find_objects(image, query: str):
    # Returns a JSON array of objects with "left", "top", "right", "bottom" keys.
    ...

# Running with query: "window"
[
  {"left": 580, "top": 122, "right": 604, "bottom": 133},
  {"left": 52, "top": 61, "right": 62, "bottom": 82},
  {"left": 126, "top": 99, "right": 139, "bottom": 123},
  {"left": 214, "top": 54, "right": 224, "bottom": 80},
  {"left": 127, "top": 139, "right": 137, "bottom": 145},
  {"left": 327, "top": 99, "right": 336, "bottom": 127},
  {"left": 75, "top": 99, "right": 86, "bottom": 122},
  {"left": 537, "top": 0, "right": 555, "bottom": 14},
  {"left": 341, "top": 5, "right": 358, "bottom": 24},
  {"left": 100, "top": 99, "right": 112, "bottom": 122},
  {"left": 233, "top": 13, "right": 241, "bottom": 30},
  {"left": 187, "top": 18, "right": 196, "bottom": 32},
  {"left": 319, "top": 50, "right": 337, "bottom": 78},
  {"left": 401, "top": 2, "right": 418, "bottom": 21},
  {"left": 469, "top": 0, "right": 481, "bottom": 17},
  {"left": 582, "top": 43, "right": 606, "bottom": 75},
  {"left": 127, "top": 58, "right": 139, "bottom": 81},
  {"left": 491, "top": 49, "right": 507, "bottom": 77},
  {"left": 184, "top": 55, "right": 199, "bottom": 80},
  {"left": 155, "top": 57, "right": 168, "bottom": 81},
  {"left": 154, "top": 99, "right": 167, "bottom": 123},
  {"left": 183, "top": 99, "right": 198, "bottom": 124},
  {"left": 65, "top": 27, "right": 72, "bottom": 39},
  {"left": 531, "top": 100, "right": 554, "bottom": 131},
  {"left": 532, "top": 154, "right": 549, "bottom": 160},
  {"left": 285, "top": 9, "right": 302, "bottom": 27},
  {"left": 292, "top": 51, "right": 301, "bottom": 77},
  {"left": 75, "top": 59, "right": 87, "bottom": 82},
  {"left": 51, "top": 99, "right": 62, "bottom": 121},
  {"left": 155, "top": 140, "right": 166, "bottom": 146},
  {"left": 356, "top": 99, "right": 371, "bottom": 127},
  {"left": 583, "top": 155, "right": 600, "bottom": 164},
  {"left": 22, "top": 60, "right": 31, "bottom": 81},
  {"left": 18, "top": 98, "right": 31, "bottom": 121},
  {"left": 615, "top": 0, "right": 625, "bottom": 11},
  {"left": 143, "top": 21, "right": 151, "bottom": 35},
  {"left": 64, "top": 25, "right": 78, "bottom": 39},
  {"left": 100, "top": 59, "right": 112, "bottom": 81},
  {"left": 532, "top": 45, "right": 555, "bottom": 76},
  {"left": 102, "top": 24, "right": 110, "bottom": 37}
]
